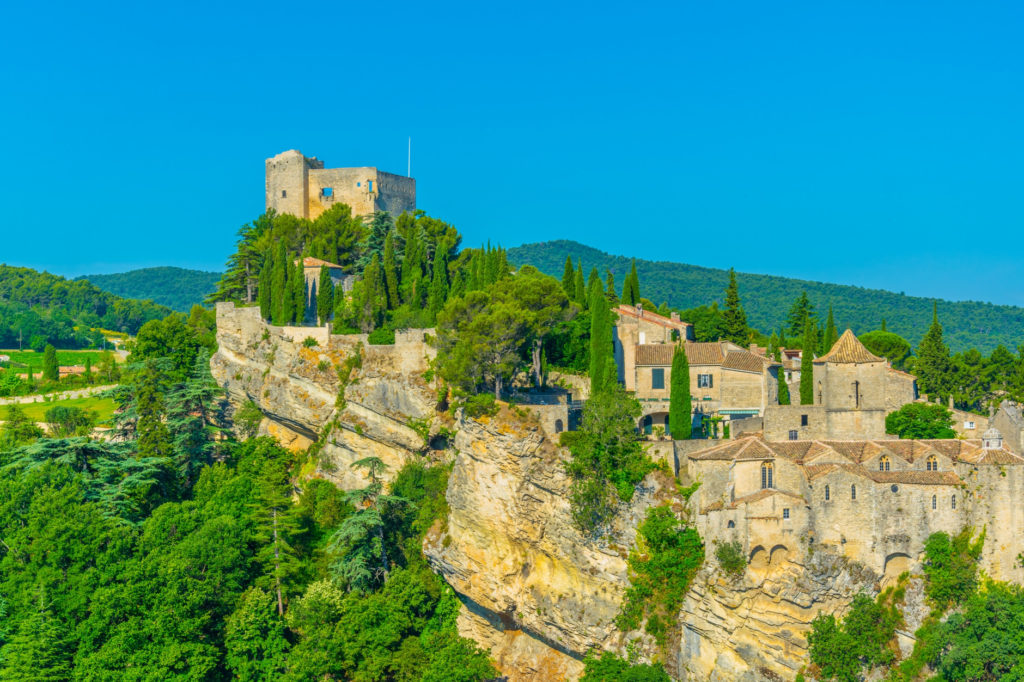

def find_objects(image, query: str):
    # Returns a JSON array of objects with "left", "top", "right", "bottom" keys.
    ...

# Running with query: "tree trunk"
[
  {"left": 272, "top": 508, "right": 283, "bottom": 616},
  {"left": 532, "top": 339, "right": 542, "bottom": 387},
  {"left": 245, "top": 261, "right": 254, "bottom": 304},
  {"left": 495, "top": 374, "right": 503, "bottom": 401}
]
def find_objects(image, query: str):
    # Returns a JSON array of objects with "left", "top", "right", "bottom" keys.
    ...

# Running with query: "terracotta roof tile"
[
  {"left": 722, "top": 351, "right": 769, "bottom": 374},
  {"left": 298, "top": 256, "right": 344, "bottom": 269},
  {"left": 635, "top": 344, "right": 677, "bottom": 366},
  {"left": 867, "top": 470, "right": 962, "bottom": 486},
  {"left": 615, "top": 305, "right": 690, "bottom": 331},
  {"left": 815, "top": 329, "right": 884, "bottom": 364},
  {"left": 686, "top": 342, "right": 726, "bottom": 366},
  {"left": 729, "top": 489, "right": 806, "bottom": 507}
]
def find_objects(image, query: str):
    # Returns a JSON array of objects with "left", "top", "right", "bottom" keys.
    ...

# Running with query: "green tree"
[
  {"left": 224, "top": 588, "right": 290, "bottom": 680},
  {"left": 885, "top": 402, "right": 956, "bottom": 439},
  {"left": 382, "top": 231, "right": 400, "bottom": 310},
  {"left": 669, "top": 345, "right": 691, "bottom": 439},
  {"left": 0, "top": 404, "right": 43, "bottom": 448},
  {"left": 786, "top": 291, "right": 815, "bottom": 337},
  {"left": 800, "top": 321, "right": 815, "bottom": 405},
  {"left": 916, "top": 304, "right": 952, "bottom": 402},
  {"left": 605, "top": 269, "right": 619, "bottom": 304},
  {"left": 923, "top": 528, "right": 985, "bottom": 610},
  {"left": 42, "top": 343, "right": 59, "bottom": 382},
  {"left": 317, "top": 266, "right": 334, "bottom": 327},
  {"left": 0, "top": 591, "right": 72, "bottom": 681},
  {"left": 588, "top": 284, "right": 614, "bottom": 394},
  {"left": 83, "top": 355, "right": 93, "bottom": 384},
  {"left": 581, "top": 651, "right": 672, "bottom": 681},
  {"left": 291, "top": 257, "right": 305, "bottom": 324},
  {"left": 860, "top": 330, "right": 912, "bottom": 369},
  {"left": 428, "top": 251, "right": 449, "bottom": 318},
  {"left": 258, "top": 249, "right": 273, "bottom": 320},
  {"left": 622, "top": 260, "right": 640, "bottom": 306},
  {"left": 561, "top": 255, "right": 575, "bottom": 296},
  {"left": 44, "top": 405, "right": 97, "bottom": 437},
  {"left": 723, "top": 268, "right": 747, "bottom": 344},
  {"left": 777, "top": 368, "right": 791, "bottom": 405},
  {"left": 823, "top": 305, "right": 838, "bottom": 352},
  {"left": 135, "top": 359, "right": 172, "bottom": 460},
  {"left": 272, "top": 241, "right": 288, "bottom": 325},
  {"left": 574, "top": 260, "right": 586, "bottom": 305}
]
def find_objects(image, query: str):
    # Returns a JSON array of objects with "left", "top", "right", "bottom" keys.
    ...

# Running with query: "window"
[
  {"left": 824, "top": 485, "right": 830, "bottom": 501},
  {"left": 761, "top": 462, "right": 774, "bottom": 489},
  {"left": 321, "top": 187, "right": 333, "bottom": 198},
  {"left": 367, "top": 180, "right": 373, "bottom": 192},
  {"left": 357, "top": 182, "right": 361, "bottom": 187},
  {"left": 554, "top": 419, "right": 563, "bottom": 433},
  {"left": 651, "top": 368, "right": 665, "bottom": 390},
  {"left": 879, "top": 456, "right": 890, "bottom": 472},
  {"left": 965, "top": 421, "right": 975, "bottom": 430},
  {"left": 639, "top": 332, "right": 646, "bottom": 344},
  {"left": 783, "top": 508, "right": 790, "bottom": 519},
  {"left": 641, "top": 415, "right": 653, "bottom": 435},
  {"left": 664, "top": 415, "right": 670, "bottom": 427},
  {"left": 698, "top": 374, "right": 713, "bottom": 388},
  {"left": 281, "top": 189, "right": 287, "bottom": 198},
  {"left": 932, "top": 495, "right": 937, "bottom": 510},
  {"left": 801, "top": 414, "right": 808, "bottom": 426},
  {"left": 851, "top": 484, "right": 857, "bottom": 500},
  {"left": 926, "top": 455, "right": 937, "bottom": 472},
  {"left": 788, "top": 430, "right": 798, "bottom": 441},
  {"left": 727, "top": 520, "right": 735, "bottom": 528},
  {"left": 951, "top": 495, "right": 956, "bottom": 509}
]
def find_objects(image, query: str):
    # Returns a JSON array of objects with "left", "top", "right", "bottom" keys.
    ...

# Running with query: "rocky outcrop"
[
  {"left": 424, "top": 407, "right": 673, "bottom": 681},
  {"left": 210, "top": 303, "right": 437, "bottom": 488}
]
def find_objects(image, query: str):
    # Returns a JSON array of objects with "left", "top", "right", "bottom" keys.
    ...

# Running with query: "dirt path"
[{"left": 0, "top": 384, "right": 118, "bottom": 406}]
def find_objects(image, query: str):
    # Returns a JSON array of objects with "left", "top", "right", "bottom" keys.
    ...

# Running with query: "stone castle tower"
[{"left": 265, "top": 150, "right": 416, "bottom": 221}]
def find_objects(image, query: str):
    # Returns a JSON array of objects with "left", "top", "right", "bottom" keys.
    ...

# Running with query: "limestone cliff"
[{"left": 210, "top": 303, "right": 437, "bottom": 488}]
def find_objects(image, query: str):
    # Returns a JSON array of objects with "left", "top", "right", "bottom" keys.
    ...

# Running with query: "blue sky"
[{"left": 2, "top": 1, "right": 1022, "bottom": 304}]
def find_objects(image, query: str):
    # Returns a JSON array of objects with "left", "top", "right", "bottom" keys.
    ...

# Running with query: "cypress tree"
[
  {"left": 573, "top": 261, "right": 585, "bottom": 305},
  {"left": 669, "top": 345, "right": 692, "bottom": 439},
  {"left": 723, "top": 268, "right": 747, "bottom": 344},
  {"left": 629, "top": 260, "right": 640, "bottom": 304},
  {"left": 587, "top": 267, "right": 601, "bottom": 296},
  {"left": 561, "top": 256, "right": 575, "bottom": 296},
  {"left": 293, "top": 258, "right": 306, "bottom": 324},
  {"left": 362, "top": 254, "right": 386, "bottom": 330},
  {"left": 800, "top": 320, "right": 815, "bottom": 405},
  {"left": 401, "top": 228, "right": 424, "bottom": 303},
  {"left": 777, "top": 367, "right": 791, "bottom": 405},
  {"left": 605, "top": 270, "right": 618, "bottom": 303},
  {"left": 824, "top": 305, "right": 838, "bottom": 353},
  {"left": 317, "top": 266, "right": 333, "bottom": 326},
  {"left": 881, "top": 318, "right": 887, "bottom": 332},
  {"left": 588, "top": 285, "right": 612, "bottom": 394},
  {"left": 429, "top": 252, "right": 449, "bottom": 317},
  {"left": 272, "top": 242, "right": 287, "bottom": 325},
  {"left": 258, "top": 252, "right": 272, "bottom": 320},
  {"left": 42, "top": 343, "right": 58, "bottom": 382},
  {"left": 382, "top": 231, "right": 400, "bottom": 309},
  {"left": 916, "top": 303, "right": 951, "bottom": 402},
  {"left": 786, "top": 291, "right": 814, "bottom": 337},
  {"left": 279, "top": 258, "right": 293, "bottom": 325}
]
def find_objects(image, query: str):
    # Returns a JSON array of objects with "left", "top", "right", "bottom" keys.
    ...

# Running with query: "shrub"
[
  {"left": 44, "top": 405, "right": 97, "bottom": 437},
  {"left": 302, "top": 337, "right": 319, "bottom": 347},
  {"left": 580, "top": 651, "right": 671, "bottom": 681},
  {"left": 715, "top": 541, "right": 746, "bottom": 576},
  {"left": 808, "top": 592, "right": 901, "bottom": 680},
  {"left": 367, "top": 328, "right": 395, "bottom": 345},
  {"left": 923, "top": 528, "right": 984, "bottom": 611},
  {"left": 462, "top": 393, "right": 498, "bottom": 419}
]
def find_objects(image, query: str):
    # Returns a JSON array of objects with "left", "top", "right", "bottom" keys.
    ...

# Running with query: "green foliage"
[
  {"left": 234, "top": 399, "right": 263, "bottom": 439},
  {"left": 860, "top": 329, "right": 912, "bottom": 369},
  {"left": 777, "top": 368, "right": 791, "bottom": 405},
  {"left": 368, "top": 327, "right": 396, "bottom": 345},
  {"left": 800, "top": 321, "right": 815, "bottom": 405},
  {"left": 923, "top": 528, "right": 985, "bottom": 611},
  {"left": 461, "top": 392, "right": 499, "bottom": 418},
  {"left": 715, "top": 540, "right": 746, "bottom": 576},
  {"left": 723, "top": 267, "right": 747, "bottom": 344},
  {"left": 616, "top": 505, "right": 704, "bottom": 645},
  {"left": 79, "top": 267, "right": 221, "bottom": 313},
  {"left": 588, "top": 283, "right": 614, "bottom": 394},
  {"left": 933, "top": 580, "right": 1024, "bottom": 681},
  {"left": 508, "top": 240, "right": 1024, "bottom": 353},
  {"left": 807, "top": 592, "right": 900, "bottom": 681},
  {"left": 302, "top": 336, "right": 319, "bottom": 347},
  {"left": 916, "top": 304, "right": 953, "bottom": 402},
  {"left": 317, "top": 265, "right": 334, "bottom": 326},
  {"left": 43, "top": 405, "right": 97, "bottom": 437},
  {"left": 565, "top": 385, "right": 653, "bottom": 533},
  {"left": 580, "top": 650, "right": 672, "bottom": 681},
  {"left": 885, "top": 402, "right": 956, "bottom": 439},
  {"left": 42, "top": 343, "right": 59, "bottom": 381},
  {"left": 669, "top": 345, "right": 691, "bottom": 439},
  {"left": 1, "top": 404, "right": 44, "bottom": 448},
  {"left": 224, "top": 587, "right": 290, "bottom": 679}
]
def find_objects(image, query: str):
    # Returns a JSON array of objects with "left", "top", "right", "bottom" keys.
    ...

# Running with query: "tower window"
[
  {"left": 824, "top": 485, "right": 830, "bottom": 501},
  {"left": 761, "top": 462, "right": 774, "bottom": 489},
  {"left": 321, "top": 187, "right": 333, "bottom": 198},
  {"left": 926, "top": 455, "right": 937, "bottom": 472},
  {"left": 727, "top": 520, "right": 735, "bottom": 528},
  {"left": 783, "top": 508, "right": 790, "bottom": 519},
  {"left": 281, "top": 190, "right": 287, "bottom": 198},
  {"left": 952, "top": 495, "right": 956, "bottom": 510},
  {"left": 932, "top": 495, "right": 937, "bottom": 510},
  {"left": 801, "top": 414, "right": 808, "bottom": 426},
  {"left": 652, "top": 368, "right": 665, "bottom": 389},
  {"left": 879, "top": 456, "right": 890, "bottom": 472},
  {"left": 851, "top": 484, "right": 857, "bottom": 500},
  {"left": 368, "top": 180, "right": 374, "bottom": 192}
]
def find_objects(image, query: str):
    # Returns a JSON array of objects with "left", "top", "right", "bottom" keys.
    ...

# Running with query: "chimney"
[
  {"left": 637, "top": 303, "right": 643, "bottom": 317},
  {"left": 671, "top": 312, "right": 680, "bottom": 322}
]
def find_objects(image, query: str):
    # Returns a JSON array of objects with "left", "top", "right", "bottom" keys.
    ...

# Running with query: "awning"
[{"left": 719, "top": 409, "right": 760, "bottom": 416}]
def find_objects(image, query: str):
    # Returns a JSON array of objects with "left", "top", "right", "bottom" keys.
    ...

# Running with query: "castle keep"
[{"left": 265, "top": 149, "right": 416, "bottom": 220}]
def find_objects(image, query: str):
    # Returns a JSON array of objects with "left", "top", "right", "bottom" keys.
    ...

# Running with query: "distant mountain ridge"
[
  {"left": 508, "top": 240, "right": 1024, "bottom": 353},
  {"left": 77, "top": 267, "right": 221, "bottom": 313}
]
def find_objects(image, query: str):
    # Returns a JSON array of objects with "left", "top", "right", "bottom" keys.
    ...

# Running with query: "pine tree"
[
  {"left": 800, "top": 321, "right": 815, "bottom": 405},
  {"left": 824, "top": 305, "right": 838, "bottom": 353},
  {"left": 382, "top": 231, "right": 400, "bottom": 309},
  {"left": 428, "top": 251, "right": 449, "bottom": 317},
  {"left": 272, "top": 242, "right": 288, "bottom": 325},
  {"left": 573, "top": 261, "right": 585, "bottom": 305},
  {"left": 317, "top": 267, "right": 334, "bottom": 326},
  {"left": 0, "top": 590, "right": 72, "bottom": 680},
  {"left": 258, "top": 251, "right": 272, "bottom": 320},
  {"left": 777, "top": 367, "right": 791, "bottom": 405},
  {"left": 787, "top": 291, "right": 815, "bottom": 337},
  {"left": 42, "top": 344, "right": 58, "bottom": 382},
  {"left": 916, "top": 303, "right": 952, "bottom": 402},
  {"left": 588, "top": 285, "right": 614, "bottom": 394},
  {"left": 291, "top": 258, "right": 306, "bottom": 324},
  {"left": 723, "top": 268, "right": 747, "bottom": 344},
  {"left": 360, "top": 211, "right": 393, "bottom": 267},
  {"left": 669, "top": 345, "right": 692, "bottom": 439},
  {"left": 136, "top": 360, "right": 172, "bottom": 460},
  {"left": 561, "top": 256, "right": 575, "bottom": 296}
]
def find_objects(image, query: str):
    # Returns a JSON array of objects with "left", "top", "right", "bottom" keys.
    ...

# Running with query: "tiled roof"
[
  {"left": 615, "top": 305, "right": 690, "bottom": 330},
  {"left": 722, "top": 351, "right": 769, "bottom": 374},
  {"left": 815, "top": 329, "right": 883, "bottom": 364},
  {"left": 686, "top": 342, "right": 725, "bottom": 366},
  {"left": 729, "top": 489, "right": 806, "bottom": 508},
  {"left": 635, "top": 344, "right": 677, "bottom": 366},
  {"left": 867, "top": 470, "right": 962, "bottom": 486},
  {"left": 298, "top": 256, "right": 344, "bottom": 269}
]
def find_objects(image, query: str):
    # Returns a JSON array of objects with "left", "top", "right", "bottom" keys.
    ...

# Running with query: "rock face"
[
  {"left": 424, "top": 408, "right": 673, "bottom": 681},
  {"left": 211, "top": 303, "right": 437, "bottom": 488}
]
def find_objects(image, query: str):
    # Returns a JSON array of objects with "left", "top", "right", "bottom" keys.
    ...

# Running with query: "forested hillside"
[
  {"left": 78, "top": 266, "right": 221, "bottom": 312},
  {"left": 508, "top": 240, "right": 1024, "bottom": 353},
  {"left": 0, "top": 265, "right": 171, "bottom": 349}
]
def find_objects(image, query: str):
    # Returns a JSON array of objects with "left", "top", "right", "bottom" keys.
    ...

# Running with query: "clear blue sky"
[{"left": 3, "top": 1, "right": 1022, "bottom": 305}]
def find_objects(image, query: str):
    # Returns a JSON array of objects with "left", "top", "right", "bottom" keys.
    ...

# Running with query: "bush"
[
  {"left": 715, "top": 541, "right": 746, "bottom": 576},
  {"left": 367, "top": 327, "right": 396, "bottom": 345},
  {"left": 923, "top": 528, "right": 984, "bottom": 610},
  {"left": 44, "top": 405, "right": 97, "bottom": 437},
  {"left": 807, "top": 592, "right": 901, "bottom": 680},
  {"left": 580, "top": 651, "right": 672, "bottom": 681},
  {"left": 461, "top": 393, "right": 498, "bottom": 419},
  {"left": 885, "top": 403, "right": 956, "bottom": 439},
  {"left": 302, "top": 337, "right": 319, "bottom": 347}
]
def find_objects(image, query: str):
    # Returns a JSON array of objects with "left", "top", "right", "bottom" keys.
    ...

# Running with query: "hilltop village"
[{"left": 204, "top": 149, "right": 1024, "bottom": 681}]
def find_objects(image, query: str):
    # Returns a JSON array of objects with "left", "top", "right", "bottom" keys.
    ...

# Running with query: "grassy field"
[
  {"left": 0, "top": 349, "right": 111, "bottom": 371},
  {"left": 7, "top": 396, "right": 118, "bottom": 425}
]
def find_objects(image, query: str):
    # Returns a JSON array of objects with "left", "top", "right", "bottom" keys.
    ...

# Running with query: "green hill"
[
  {"left": 508, "top": 240, "right": 1024, "bottom": 353},
  {"left": 0, "top": 264, "right": 171, "bottom": 349},
  {"left": 78, "top": 267, "right": 221, "bottom": 312}
]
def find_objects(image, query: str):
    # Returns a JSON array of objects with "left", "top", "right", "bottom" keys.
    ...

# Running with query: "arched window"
[
  {"left": 642, "top": 415, "right": 653, "bottom": 435},
  {"left": 932, "top": 495, "right": 937, "bottom": 510},
  {"left": 554, "top": 419, "right": 564, "bottom": 433},
  {"left": 761, "top": 462, "right": 774, "bottom": 490},
  {"left": 851, "top": 484, "right": 857, "bottom": 500},
  {"left": 952, "top": 495, "right": 956, "bottom": 510},
  {"left": 926, "top": 455, "right": 937, "bottom": 472},
  {"left": 824, "top": 485, "right": 830, "bottom": 501},
  {"left": 879, "top": 456, "right": 890, "bottom": 472},
  {"left": 727, "top": 520, "right": 735, "bottom": 528}
]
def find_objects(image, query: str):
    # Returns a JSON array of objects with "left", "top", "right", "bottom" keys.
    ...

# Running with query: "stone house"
[
  {"left": 629, "top": 339, "right": 778, "bottom": 435},
  {"left": 685, "top": 432, "right": 1024, "bottom": 581},
  {"left": 762, "top": 330, "right": 917, "bottom": 441},
  {"left": 992, "top": 401, "right": 1024, "bottom": 454},
  {"left": 613, "top": 304, "right": 694, "bottom": 393},
  {"left": 294, "top": 257, "right": 357, "bottom": 323}
]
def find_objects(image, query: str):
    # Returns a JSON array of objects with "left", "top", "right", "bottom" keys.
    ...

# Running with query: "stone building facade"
[
  {"left": 295, "top": 256, "right": 357, "bottom": 323},
  {"left": 992, "top": 401, "right": 1024, "bottom": 454},
  {"left": 685, "top": 433, "right": 1024, "bottom": 583},
  {"left": 266, "top": 149, "right": 416, "bottom": 220},
  {"left": 613, "top": 304, "right": 693, "bottom": 392}
]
